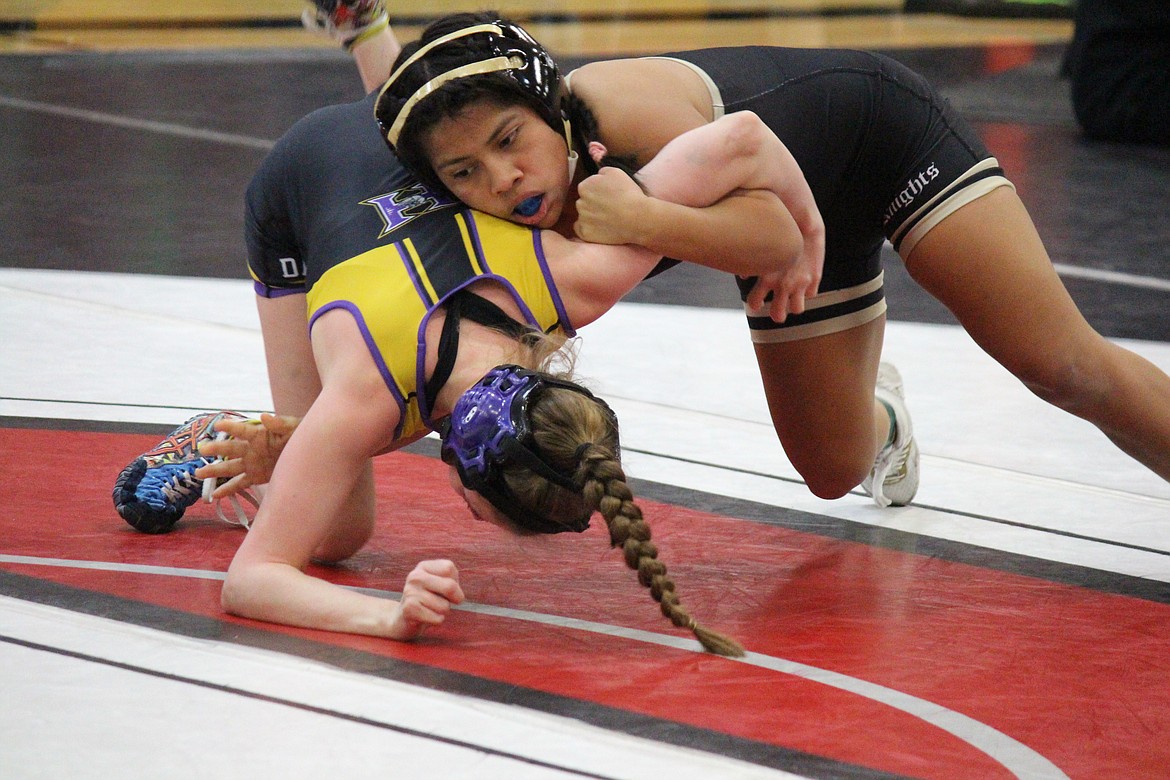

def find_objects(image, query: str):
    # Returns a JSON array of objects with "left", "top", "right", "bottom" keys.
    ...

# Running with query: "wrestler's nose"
[{"left": 484, "top": 155, "right": 522, "bottom": 195}]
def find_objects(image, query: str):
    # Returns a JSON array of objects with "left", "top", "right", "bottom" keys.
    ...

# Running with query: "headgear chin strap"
[
  {"left": 439, "top": 365, "right": 616, "bottom": 534},
  {"left": 375, "top": 20, "right": 571, "bottom": 155}
]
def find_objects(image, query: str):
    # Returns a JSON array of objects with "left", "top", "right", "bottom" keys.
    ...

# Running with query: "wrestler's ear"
[{"left": 586, "top": 141, "right": 608, "bottom": 164}]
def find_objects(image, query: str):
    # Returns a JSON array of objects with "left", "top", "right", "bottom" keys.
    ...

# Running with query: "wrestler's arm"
[
  {"left": 257, "top": 293, "right": 321, "bottom": 416},
  {"left": 645, "top": 111, "right": 826, "bottom": 320},
  {"left": 575, "top": 112, "right": 803, "bottom": 275},
  {"left": 544, "top": 231, "right": 662, "bottom": 328},
  {"left": 352, "top": 25, "right": 401, "bottom": 93},
  {"left": 194, "top": 144, "right": 318, "bottom": 495},
  {"left": 575, "top": 110, "right": 826, "bottom": 321},
  {"left": 639, "top": 112, "right": 823, "bottom": 266},
  {"left": 573, "top": 58, "right": 828, "bottom": 320},
  {"left": 554, "top": 114, "right": 816, "bottom": 325},
  {"left": 219, "top": 355, "right": 462, "bottom": 641},
  {"left": 191, "top": 290, "right": 314, "bottom": 494}
]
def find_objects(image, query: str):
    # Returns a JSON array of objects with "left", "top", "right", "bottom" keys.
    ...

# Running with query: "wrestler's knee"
[
  {"left": 787, "top": 443, "right": 874, "bottom": 500},
  {"left": 1005, "top": 335, "right": 1114, "bottom": 418}
]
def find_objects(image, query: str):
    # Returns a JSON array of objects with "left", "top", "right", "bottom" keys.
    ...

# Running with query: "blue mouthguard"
[{"left": 514, "top": 195, "right": 542, "bottom": 217}]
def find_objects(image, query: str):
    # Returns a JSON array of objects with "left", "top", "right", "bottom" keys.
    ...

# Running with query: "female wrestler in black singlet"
[{"left": 373, "top": 13, "right": 1170, "bottom": 511}]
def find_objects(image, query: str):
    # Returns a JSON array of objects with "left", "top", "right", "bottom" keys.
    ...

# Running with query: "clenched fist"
[
  {"left": 573, "top": 166, "right": 648, "bottom": 246},
  {"left": 388, "top": 559, "right": 465, "bottom": 640}
]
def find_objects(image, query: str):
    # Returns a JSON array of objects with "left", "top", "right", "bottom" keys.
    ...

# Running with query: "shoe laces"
[
  {"left": 158, "top": 465, "right": 204, "bottom": 503},
  {"left": 212, "top": 489, "right": 260, "bottom": 530},
  {"left": 868, "top": 436, "right": 909, "bottom": 507},
  {"left": 880, "top": 438, "right": 913, "bottom": 485},
  {"left": 198, "top": 429, "right": 261, "bottom": 529}
]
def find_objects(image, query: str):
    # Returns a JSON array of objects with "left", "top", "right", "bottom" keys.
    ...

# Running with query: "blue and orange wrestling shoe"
[{"left": 113, "top": 411, "right": 248, "bottom": 534}]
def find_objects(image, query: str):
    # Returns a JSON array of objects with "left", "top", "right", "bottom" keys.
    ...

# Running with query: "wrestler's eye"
[
  {"left": 499, "top": 127, "right": 519, "bottom": 149},
  {"left": 449, "top": 165, "right": 474, "bottom": 181}
]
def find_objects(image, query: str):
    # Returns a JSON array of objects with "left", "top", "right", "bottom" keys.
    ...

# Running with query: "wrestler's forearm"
[
  {"left": 352, "top": 24, "right": 401, "bottom": 92},
  {"left": 631, "top": 190, "right": 801, "bottom": 276},
  {"left": 222, "top": 557, "right": 402, "bottom": 635},
  {"left": 637, "top": 111, "right": 823, "bottom": 266}
]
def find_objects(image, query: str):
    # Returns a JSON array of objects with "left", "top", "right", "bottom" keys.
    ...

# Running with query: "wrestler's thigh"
[
  {"left": 754, "top": 315, "right": 885, "bottom": 491},
  {"left": 902, "top": 187, "right": 1100, "bottom": 379},
  {"left": 257, "top": 293, "right": 322, "bottom": 417}
]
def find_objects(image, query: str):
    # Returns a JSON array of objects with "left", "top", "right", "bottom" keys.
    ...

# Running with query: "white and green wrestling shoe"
[{"left": 863, "top": 362, "right": 920, "bottom": 507}]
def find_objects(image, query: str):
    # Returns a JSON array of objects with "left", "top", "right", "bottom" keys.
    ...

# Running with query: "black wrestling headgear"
[{"left": 375, "top": 20, "right": 565, "bottom": 151}]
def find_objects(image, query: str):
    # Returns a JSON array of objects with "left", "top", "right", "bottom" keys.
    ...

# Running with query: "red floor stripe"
[{"left": 3, "top": 427, "right": 1168, "bottom": 779}]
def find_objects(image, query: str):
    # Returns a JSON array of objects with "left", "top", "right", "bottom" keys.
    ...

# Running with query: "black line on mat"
[
  {"left": 0, "top": 571, "right": 914, "bottom": 780},
  {"left": 0, "top": 632, "right": 621, "bottom": 780}
]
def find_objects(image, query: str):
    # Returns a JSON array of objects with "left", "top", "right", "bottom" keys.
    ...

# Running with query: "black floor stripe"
[
  {"left": 0, "top": 571, "right": 913, "bottom": 780},
  {"left": 0, "top": 632, "right": 623, "bottom": 780},
  {"left": 0, "top": 414, "right": 181, "bottom": 436},
  {"left": 619, "top": 444, "right": 1170, "bottom": 558}
]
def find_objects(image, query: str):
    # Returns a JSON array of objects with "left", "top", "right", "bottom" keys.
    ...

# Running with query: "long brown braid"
[
  {"left": 574, "top": 443, "right": 744, "bottom": 657},
  {"left": 510, "top": 385, "right": 745, "bottom": 657}
]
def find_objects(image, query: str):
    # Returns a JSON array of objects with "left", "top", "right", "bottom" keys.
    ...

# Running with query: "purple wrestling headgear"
[{"left": 439, "top": 365, "right": 616, "bottom": 534}]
